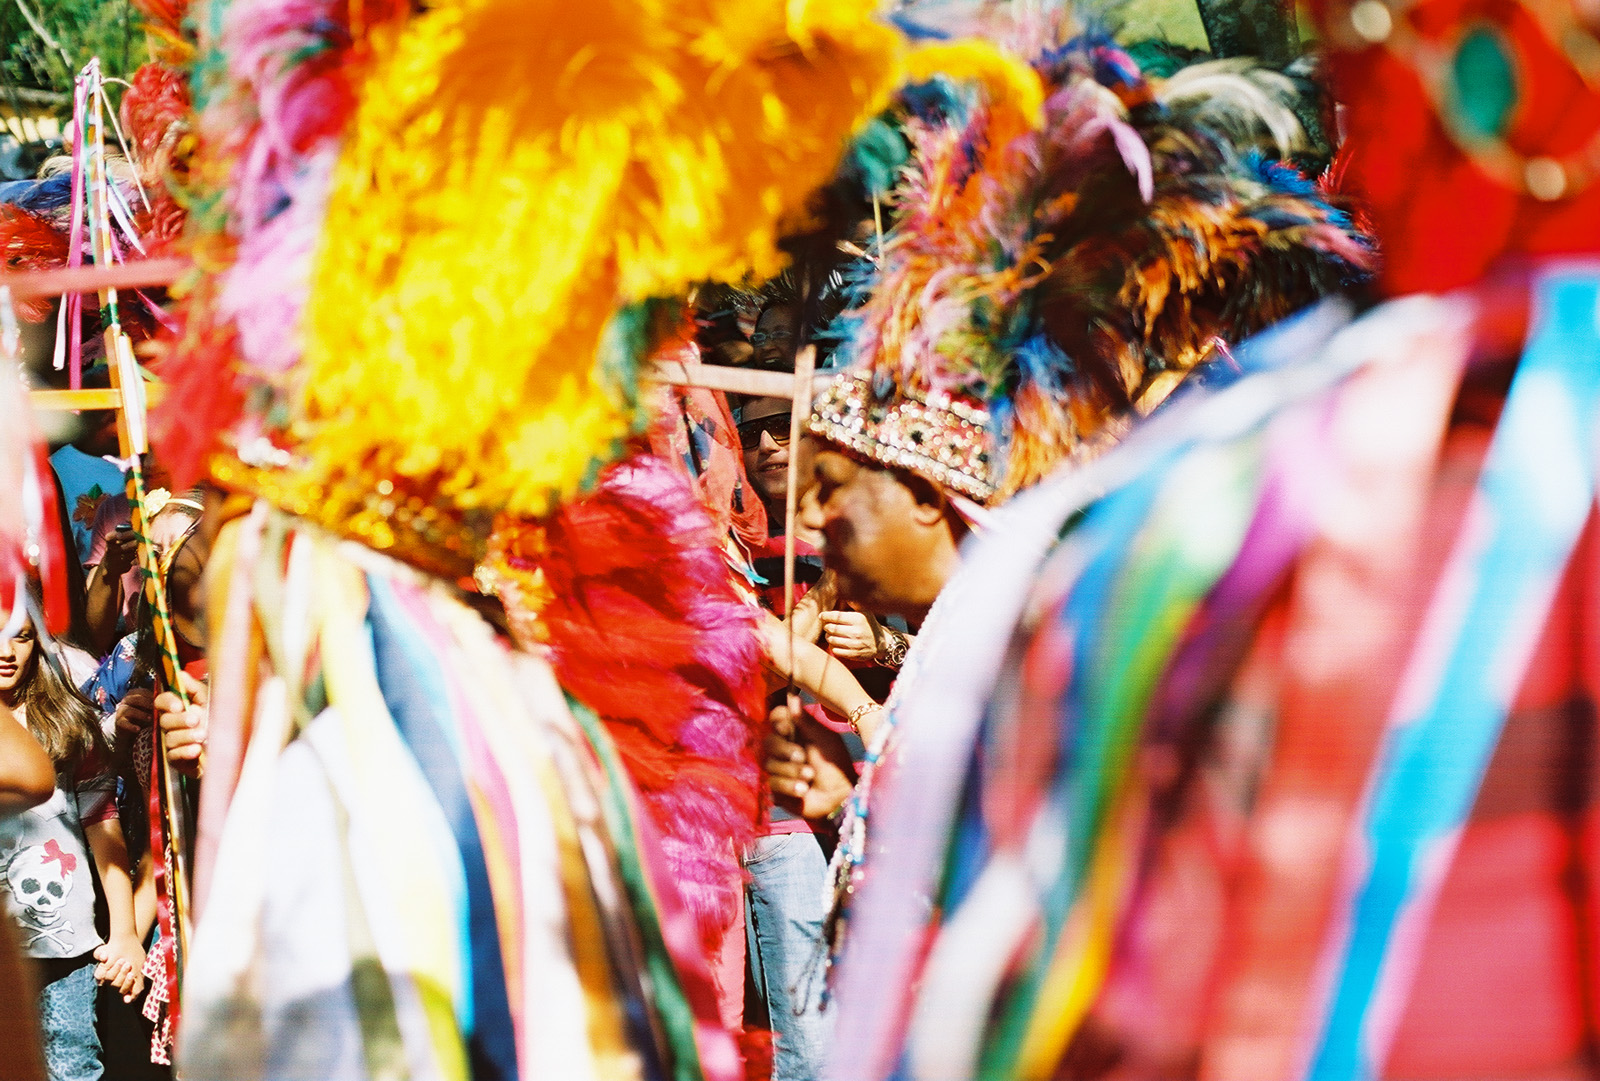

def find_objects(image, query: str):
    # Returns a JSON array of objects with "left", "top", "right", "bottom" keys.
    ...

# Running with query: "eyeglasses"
[
  {"left": 749, "top": 329, "right": 794, "bottom": 348},
  {"left": 738, "top": 412, "right": 793, "bottom": 450}
]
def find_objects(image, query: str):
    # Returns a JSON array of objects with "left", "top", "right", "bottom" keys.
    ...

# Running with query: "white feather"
[{"left": 1157, "top": 58, "right": 1307, "bottom": 158}]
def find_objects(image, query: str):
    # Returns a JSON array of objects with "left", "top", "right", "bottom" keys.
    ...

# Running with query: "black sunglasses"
[{"left": 738, "top": 412, "right": 793, "bottom": 450}]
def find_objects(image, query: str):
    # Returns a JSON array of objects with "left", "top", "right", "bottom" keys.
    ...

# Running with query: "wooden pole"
[
  {"left": 782, "top": 345, "right": 817, "bottom": 727},
  {"left": 0, "top": 257, "right": 188, "bottom": 301},
  {"left": 79, "top": 60, "right": 193, "bottom": 972}
]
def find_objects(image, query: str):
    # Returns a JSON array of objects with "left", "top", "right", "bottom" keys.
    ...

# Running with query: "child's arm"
[
  {"left": 0, "top": 706, "right": 53, "bottom": 816},
  {"left": 83, "top": 818, "right": 146, "bottom": 1002},
  {"left": 132, "top": 856, "right": 157, "bottom": 944}
]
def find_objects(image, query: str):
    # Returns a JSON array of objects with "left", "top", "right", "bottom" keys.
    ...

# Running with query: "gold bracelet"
[{"left": 847, "top": 701, "right": 884, "bottom": 734}]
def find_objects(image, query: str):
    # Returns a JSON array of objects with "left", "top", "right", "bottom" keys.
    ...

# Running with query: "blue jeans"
[
  {"left": 744, "top": 832, "right": 833, "bottom": 1081},
  {"left": 38, "top": 953, "right": 102, "bottom": 1081}
]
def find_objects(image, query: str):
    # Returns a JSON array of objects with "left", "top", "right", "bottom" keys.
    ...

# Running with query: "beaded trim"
[
  {"left": 208, "top": 450, "right": 490, "bottom": 582},
  {"left": 807, "top": 371, "right": 997, "bottom": 504}
]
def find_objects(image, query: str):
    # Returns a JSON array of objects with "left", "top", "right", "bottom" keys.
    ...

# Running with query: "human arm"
[
  {"left": 0, "top": 706, "right": 54, "bottom": 816},
  {"left": 84, "top": 818, "right": 146, "bottom": 1001},
  {"left": 84, "top": 529, "right": 138, "bottom": 656},
  {"left": 819, "top": 609, "right": 913, "bottom": 668},
  {"left": 781, "top": 568, "right": 838, "bottom": 646},
  {"left": 110, "top": 686, "right": 153, "bottom": 761},
  {"left": 131, "top": 857, "right": 157, "bottom": 944},
  {"left": 756, "top": 611, "right": 883, "bottom": 740}
]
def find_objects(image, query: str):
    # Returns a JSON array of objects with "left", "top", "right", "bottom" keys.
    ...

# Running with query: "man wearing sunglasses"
[{"left": 737, "top": 397, "right": 798, "bottom": 512}]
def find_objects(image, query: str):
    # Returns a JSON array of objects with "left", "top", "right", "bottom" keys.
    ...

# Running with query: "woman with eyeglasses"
[{"left": 749, "top": 302, "right": 801, "bottom": 371}]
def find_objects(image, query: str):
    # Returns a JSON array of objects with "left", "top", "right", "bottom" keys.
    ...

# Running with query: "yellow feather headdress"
[{"left": 297, "top": 0, "right": 906, "bottom": 523}]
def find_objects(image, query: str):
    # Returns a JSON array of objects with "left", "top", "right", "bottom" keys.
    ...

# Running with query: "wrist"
[
  {"left": 846, "top": 701, "right": 883, "bottom": 735},
  {"left": 876, "top": 628, "right": 909, "bottom": 668}
]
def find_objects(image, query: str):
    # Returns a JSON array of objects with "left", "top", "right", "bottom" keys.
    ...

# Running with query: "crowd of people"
[
  {"left": 1, "top": 0, "right": 1599, "bottom": 1079},
  {"left": 0, "top": 412, "right": 210, "bottom": 1080}
]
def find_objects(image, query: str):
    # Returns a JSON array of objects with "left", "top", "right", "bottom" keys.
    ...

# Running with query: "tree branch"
[{"left": 10, "top": 0, "right": 73, "bottom": 82}]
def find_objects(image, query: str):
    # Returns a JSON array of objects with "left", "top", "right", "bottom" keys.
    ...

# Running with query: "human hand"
[
  {"left": 808, "top": 569, "right": 839, "bottom": 611},
  {"left": 765, "top": 703, "right": 856, "bottom": 820},
  {"left": 113, "top": 688, "right": 154, "bottom": 741},
  {"left": 93, "top": 932, "right": 146, "bottom": 1002},
  {"left": 99, "top": 529, "right": 139, "bottom": 577},
  {"left": 154, "top": 671, "right": 208, "bottom": 779},
  {"left": 820, "top": 610, "right": 879, "bottom": 662}
]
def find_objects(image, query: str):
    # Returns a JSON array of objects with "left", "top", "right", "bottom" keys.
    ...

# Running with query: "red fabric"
[
  {"left": 1383, "top": 515, "right": 1599, "bottom": 1078},
  {"left": 647, "top": 332, "right": 768, "bottom": 553},
  {"left": 0, "top": 206, "right": 69, "bottom": 322},
  {"left": 1313, "top": 0, "right": 1600, "bottom": 295}
]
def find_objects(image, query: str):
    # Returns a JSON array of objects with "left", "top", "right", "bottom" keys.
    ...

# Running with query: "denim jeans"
[
  {"left": 37, "top": 953, "right": 102, "bottom": 1081},
  {"left": 744, "top": 832, "right": 833, "bottom": 1081}
]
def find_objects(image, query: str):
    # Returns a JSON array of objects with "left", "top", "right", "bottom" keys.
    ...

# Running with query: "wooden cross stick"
[
  {"left": 647, "top": 357, "right": 833, "bottom": 400},
  {"left": 29, "top": 384, "right": 168, "bottom": 412},
  {"left": 0, "top": 257, "right": 189, "bottom": 301}
]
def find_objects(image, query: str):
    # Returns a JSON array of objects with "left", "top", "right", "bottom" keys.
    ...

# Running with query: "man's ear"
[{"left": 901, "top": 471, "right": 950, "bottom": 527}]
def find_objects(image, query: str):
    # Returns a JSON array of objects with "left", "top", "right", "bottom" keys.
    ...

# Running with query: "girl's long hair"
[{"left": 12, "top": 610, "right": 107, "bottom": 771}]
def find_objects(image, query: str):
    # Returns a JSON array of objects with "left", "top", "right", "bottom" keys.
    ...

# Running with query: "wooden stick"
[
  {"left": 29, "top": 384, "right": 166, "bottom": 411},
  {"left": 783, "top": 346, "right": 817, "bottom": 724},
  {"left": 0, "top": 256, "right": 189, "bottom": 300},
  {"left": 80, "top": 70, "right": 193, "bottom": 972},
  {"left": 647, "top": 358, "right": 833, "bottom": 400}
]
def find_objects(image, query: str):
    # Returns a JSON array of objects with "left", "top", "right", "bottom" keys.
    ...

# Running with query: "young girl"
[{"left": 0, "top": 608, "right": 145, "bottom": 1081}]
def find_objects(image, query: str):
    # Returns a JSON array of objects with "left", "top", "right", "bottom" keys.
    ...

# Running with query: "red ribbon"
[{"left": 29, "top": 445, "right": 70, "bottom": 637}]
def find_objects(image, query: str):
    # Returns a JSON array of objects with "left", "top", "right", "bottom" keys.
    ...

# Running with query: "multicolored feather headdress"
[
  {"left": 162, "top": 0, "right": 934, "bottom": 577},
  {"left": 810, "top": 38, "right": 1375, "bottom": 504}
]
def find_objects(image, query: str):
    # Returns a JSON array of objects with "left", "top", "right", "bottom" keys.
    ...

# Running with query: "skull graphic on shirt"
[{"left": 7, "top": 842, "right": 76, "bottom": 947}]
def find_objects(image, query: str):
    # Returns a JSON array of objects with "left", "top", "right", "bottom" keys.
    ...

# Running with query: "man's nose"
[
  {"left": 798, "top": 492, "right": 824, "bottom": 533},
  {"left": 759, "top": 429, "right": 783, "bottom": 451}
]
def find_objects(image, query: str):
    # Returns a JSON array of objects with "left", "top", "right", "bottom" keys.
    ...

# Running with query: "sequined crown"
[{"left": 808, "top": 371, "right": 997, "bottom": 504}]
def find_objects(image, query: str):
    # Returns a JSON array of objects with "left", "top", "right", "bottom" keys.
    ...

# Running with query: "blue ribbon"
[
  {"left": 367, "top": 577, "right": 520, "bottom": 1081},
  {"left": 1307, "top": 268, "right": 1600, "bottom": 1080}
]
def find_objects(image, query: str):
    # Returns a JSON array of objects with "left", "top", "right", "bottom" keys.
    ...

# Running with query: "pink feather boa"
[{"left": 487, "top": 451, "right": 765, "bottom": 950}]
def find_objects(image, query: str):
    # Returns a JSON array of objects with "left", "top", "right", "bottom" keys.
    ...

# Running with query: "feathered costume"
[
  {"left": 800, "top": 33, "right": 1377, "bottom": 1035},
  {"left": 170, "top": 0, "right": 908, "bottom": 530},
  {"left": 483, "top": 453, "right": 766, "bottom": 965},
  {"left": 147, "top": 2, "right": 1039, "bottom": 1078},
  {"left": 824, "top": 4, "right": 1600, "bottom": 1081},
  {"left": 811, "top": 37, "right": 1373, "bottom": 504}
]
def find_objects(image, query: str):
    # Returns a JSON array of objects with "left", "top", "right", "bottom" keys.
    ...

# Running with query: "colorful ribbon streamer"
[{"left": 1302, "top": 268, "right": 1600, "bottom": 1081}]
